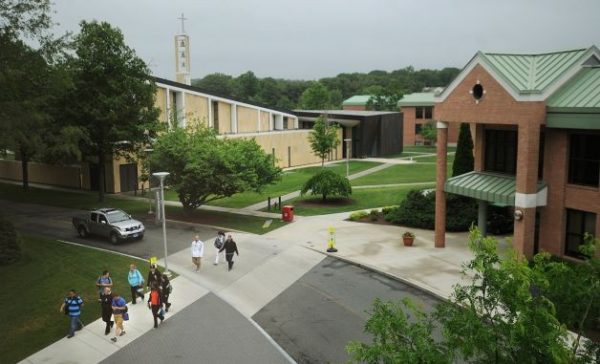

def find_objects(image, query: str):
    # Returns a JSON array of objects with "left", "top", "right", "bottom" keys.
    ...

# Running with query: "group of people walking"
[
  {"left": 60, "top": 263, "right": 172, "bottom": 341},
  {"left": 192, "top": 231, "right": 239, "bottom": 272},
  {"left": 61, "top": 231, "right": 237, "bottom": 340}
]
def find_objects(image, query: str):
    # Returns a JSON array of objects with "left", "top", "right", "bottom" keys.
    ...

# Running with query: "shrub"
[
  {"left": 369, "top": 209, "right": 380, "bottom": 221},
  {"left": 451, "top": 123, "right": 474, "bottom": 177},
  {"left": 385, "top": 190, "right": 476, "bottom": 231},
  {"left": 349, "top": 211, "right": 369, "bottom": 221},
  {"left": 0, "top": 215, "right": 21, "bottom": 265},
  {"left": 301, "top": 169, "right": 352, "bottom": 202}
]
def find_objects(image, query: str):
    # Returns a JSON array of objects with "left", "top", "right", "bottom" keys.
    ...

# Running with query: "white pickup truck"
[{"left": 72, "top": 208, "right": 145, "bottom": 244}]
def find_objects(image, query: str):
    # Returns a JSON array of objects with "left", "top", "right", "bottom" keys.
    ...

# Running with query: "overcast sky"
[{"left": 50, "top": 0, "right": 600, "bottom": 81}]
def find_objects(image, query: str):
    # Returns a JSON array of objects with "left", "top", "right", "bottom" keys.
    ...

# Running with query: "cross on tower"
[{"left": 178, "top": 13, "right": 187, "bottom": 34}]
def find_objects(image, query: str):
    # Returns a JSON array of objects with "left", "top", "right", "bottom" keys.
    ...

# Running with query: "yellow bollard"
[{"left": 327, "top": 226, "right": 338, "bottom": 252}]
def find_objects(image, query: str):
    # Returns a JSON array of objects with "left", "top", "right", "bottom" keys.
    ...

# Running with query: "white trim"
[
  {"left": 165, "top": 87, "right": 172, "bottom": 130},
  {"left": 155, "top": 81, "right": 297, "bottom": 119},
  {"left": 269, "top": 112, "right": 273, "bottom": 131},
  {"left": 536, "top": 186, "right": 547, "bottom": 206},
  {"left": 515, "top": 189, "right": 547, "bottom": 208},
  {"left": 436, "top": 121, "right": 448, "bottom": 129},
  {"left": 257, "top": 109, "right": 261, "bottom": 132},
  {"left": 231, "top": 104, "right": 238, "bottom": 133},
  {"left": 434, "top": 46, "right": 600, "bottom": 103},
  {"left": 208, "top": 98, "right": 213, "bottom": 127}
]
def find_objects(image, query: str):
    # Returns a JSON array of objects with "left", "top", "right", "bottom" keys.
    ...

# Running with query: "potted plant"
[{"left": 402, "top": 231, "right": 415, "bottom": 247}]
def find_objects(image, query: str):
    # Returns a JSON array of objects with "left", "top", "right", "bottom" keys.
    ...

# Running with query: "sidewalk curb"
[{"left": 304, "top": 245, "right": 450, "bottom": 303}]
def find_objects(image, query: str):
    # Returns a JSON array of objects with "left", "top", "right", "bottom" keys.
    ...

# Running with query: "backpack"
[{"left": 214, "top": 236, "right": 224, "bottom": 249}]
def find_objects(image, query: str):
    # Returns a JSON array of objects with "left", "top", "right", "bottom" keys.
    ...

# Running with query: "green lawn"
[
  {"left": 414, "top": 153, "right": 455, "bottom": 164},
  {"left": 0, "top": 236, "right": 158, "bottom": 363},
  {"left": 351, "top": 163, "right": 441, "bottom": 186},
  {"left": 283, "top": 184, "right": 434, "bottom": 216},
  {"left": 0, "top": 183, "right": 284, "bottom": 234},
  {"left": 165, "top": 161, "right": 381, "bottom": 208}
]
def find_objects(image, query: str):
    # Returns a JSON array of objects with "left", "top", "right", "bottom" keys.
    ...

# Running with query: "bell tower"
[{"left": 175, "top": 13, "right": 191, "bottom": 85}]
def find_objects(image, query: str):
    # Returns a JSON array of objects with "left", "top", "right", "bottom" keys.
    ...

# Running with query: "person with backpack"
[
  {"left": 160, "top": 273, "right": 172, "bottom": 312},
  {"left": 96, "top": 270, "right": 113, "bottom": 300},
  {"left": 219, "top": 234, "right": 239, "bottom": 271},
  {"left": 127, "top": 264, "right": 145, "bottom": 304},
  {"left": 110, "top": 292, "right": 127, "bottom": 342},
  {"left": 146, "top": 264, "right": 161, "bottom": 288},
  {"left": 213, "top": 231, "right": 226, "bottom": 265},
  {"left": 147, "top": 283, "right": 164, "bottom": 328},
  {"left": 60, "top": 289, "right": 84, "bottom": 338}
]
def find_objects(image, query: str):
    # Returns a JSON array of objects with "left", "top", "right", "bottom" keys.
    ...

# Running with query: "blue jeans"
[{"left": 69, "top": 316, "right": 83, "bottom": 336}]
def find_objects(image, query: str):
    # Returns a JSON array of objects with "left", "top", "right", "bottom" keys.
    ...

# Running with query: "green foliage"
[
  {"left": 191, "top": 67, "right": 460, "bottom": 110},
  {"left": 365, "top": 86, "right": 403, "bottom": 111},
  {"left": 300, "top": 169, "right": 351, "bottom": 202},
  {"left": 0, "top": 215, "right": 21, "bottom": 265},
  {"left": 452, "top": 123, "right": 474, "bottom": 177},
  {"left": 384, "top": 190, "right": 477, "bottom": 231},
  {"left": 299, "top": 81, "right": 331, "bottom": 110},
  {"left": 436, "top": 229, "right": 572, "bottom": 363},
  {"left": 0, "top": 0, "right": 52, "bottom": 40},
  {"left": 347, "top": 298, "right": 451, "bottom": 364},
  {"left": 421, "top": 122, "right": 437, "bottom": 145},
  {"left": 369, "top": 209, "right": 380, "bottom": 221},
  {"left": 149, "top": 126, "right": 281, "bottom": 211},
  {"left": 349, "top": 210, "right": 369, "bottom": 221},
  {"left": 65, "top": 20, "right": 161, "bottom": 201},
  {"left": 308, "top": 116, "right": 340, "bottom": 166}
]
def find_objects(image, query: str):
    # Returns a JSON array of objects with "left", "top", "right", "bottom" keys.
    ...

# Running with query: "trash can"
[{"left": 282, "top": 205, "right": 294, "bottom": 222}]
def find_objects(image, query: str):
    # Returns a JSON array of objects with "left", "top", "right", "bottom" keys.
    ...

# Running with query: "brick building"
[
  {"left": 397, "top": 92, "right": 459, "bottom": 146},
  {"left": 433, "top": 46, "right": 600, "bottom": 260}
]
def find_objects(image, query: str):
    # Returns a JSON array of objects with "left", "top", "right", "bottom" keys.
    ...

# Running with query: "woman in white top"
[
  {"left": 213, "top": 231, "right": 226, "bottom": 265},
  {"left": 191, "top": 235, "right": 204, "bottom": 272}
]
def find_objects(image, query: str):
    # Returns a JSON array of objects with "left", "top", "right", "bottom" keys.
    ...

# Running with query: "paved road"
[
  {"left": 253, "top": 257, "right": 442, "bottom": 364},
  {"left": 0, "top": 199, "right": 219, "bottom": 260},
  {"left": 100, "top": 293, "right": 291, "bottom": 364}
]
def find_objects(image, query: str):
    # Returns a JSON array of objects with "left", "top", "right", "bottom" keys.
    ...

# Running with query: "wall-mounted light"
[{"left": 514, "top": 209, "right": 524, "bottom": 221}]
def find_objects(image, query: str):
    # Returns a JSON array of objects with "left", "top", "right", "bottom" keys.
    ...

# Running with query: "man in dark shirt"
[{"left": 219, "top": 235, "right": 239, "bottom": 271}]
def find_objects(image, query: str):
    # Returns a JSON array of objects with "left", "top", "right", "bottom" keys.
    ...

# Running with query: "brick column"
[
  {"left": 513, "top": 121, "right": 541, "bottom": 258},
  {"left": 435, "top": 121, "right": 448, "bottom": 248}
]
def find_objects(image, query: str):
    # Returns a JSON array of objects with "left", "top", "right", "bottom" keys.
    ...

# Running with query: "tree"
[
  {"left": 0, "top": 214, "right": 21, "bottom": 265},
  {"left": 234, "top": 71, "right": 259, "bottom": 100},
  {"left": 300, "top": 169, "right": 351, "bottom": 202},
  {"left": 65, "top": 21, "right": 160, "bottom": 201},
  {"left": 299, "top": 82, "right": 331, "bottom": 110},
  {"left": 347, "top": 298, "right": 451, "bottom": 364},
  {"left": 420, "top": 121, "right": 437, "bottom": 145},
  {"left": 0, "top": 0, "right": 52, "bottom": 40},
  {"left": 149, "top": 126, "right": 281, "bottom": 211},
  {"left": 348, "top": 229, "right": 600, "bottom": 363},
  {"left": 308, "top": 116, "right": 340, "bottom": 166},
  {"left": 366, "top": 86, "right": 403, "bottom": 111},
  {"left": 192, "top": 73, "right": 234, "bottom": 97},
  {"left": 452, "top": 123, "right": 474, "bottom": 176}
]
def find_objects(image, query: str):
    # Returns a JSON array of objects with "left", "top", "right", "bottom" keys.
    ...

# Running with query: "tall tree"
[
  {"left": 308, "top": 116, "right": 340, "bottom": 166},
  {"left": 66, "top": 21, "right": 160, "bottom": 201},
  {"left": 149, "top": 126, "right": 281, "bottom": 211},
  {"left": 234, "top": 71, "right": 259, "bottom": 100},
  {"left": 452, "top": 123, "right": 474, "bottom": 176},
  {"left": 300, "top": 82, "right": 331, "bottom": 110},
  {"left": 0, "top": 0, "right": 52, "bottom": 40},
  {"left": 193, "top": 73, "right": 234, "bottom": 97}
]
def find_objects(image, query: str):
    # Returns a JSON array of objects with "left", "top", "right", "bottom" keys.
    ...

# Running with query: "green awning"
[{"left": 444, "top": 171, "right": 546, "bottom": 206}]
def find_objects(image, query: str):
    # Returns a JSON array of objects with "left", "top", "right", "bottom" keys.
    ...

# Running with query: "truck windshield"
[{"left": 106, "top": 210, "right": 130, "bottom": 223}]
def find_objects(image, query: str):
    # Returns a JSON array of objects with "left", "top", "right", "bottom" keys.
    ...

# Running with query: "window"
[
  {"left": 212, "top": 101, "right": 219, "bottom": 131},
  {"left": 98, "top": 215, "right": 108, "bottom": 224},
  {"left": 484, "top": 129, "right": 517, "bottom": 174},
  {"left": 416, "top": 107, "right": 423, "bottom": 119},
  {"left": 568, "top": 134, "right": 600, "bottom": 187},
  {"left": 91, "top": 212, "right": 98, "bottom": 222},
  {"left": 424, "top": 107, "right": 433, "bottom": 119},
  {"left": 415, "top": 124, "right": 422, "bottom": 134},
  {"left": 565, "top": 209, "right": 597, "bottom": 258}
]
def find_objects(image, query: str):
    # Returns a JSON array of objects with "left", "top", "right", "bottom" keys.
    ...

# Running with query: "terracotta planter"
[{"left": 403, "top": 236, "right": 414, "bottom": 247}]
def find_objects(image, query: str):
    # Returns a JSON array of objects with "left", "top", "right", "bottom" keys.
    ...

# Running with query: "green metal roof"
[
  {"left": 547, "top": 66, "right": 600, "bottom": 111},
  {"left": 444, "top": 171, "right": 546, "bottom": 206},
  {"left": 546, "top": 66, "right": 600, "bottom": 129},
  {"left": 397, "top": 92, "right": 435, "bottom": 107},
  {"left": 481, "top": 48, "right": 589, "bottom": 94},
  {"left": 342, "top": 95, "right": 372, "bottom": 106}
]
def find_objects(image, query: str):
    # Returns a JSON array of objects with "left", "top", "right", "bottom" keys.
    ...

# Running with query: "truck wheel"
[
  {"left": 77, "top": 226, "right": 88, "bottom": 238},
  {"left": 110, "top": 232, "right": 120, "bottom": 245}
]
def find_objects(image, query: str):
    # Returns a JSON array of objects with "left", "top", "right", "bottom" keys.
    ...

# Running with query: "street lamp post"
[
  {"left": 153, "top": 172, "right": 171, "bottom": 277},
  {"left": 344, "top": 138, "right": 352, "bottom": 177}
]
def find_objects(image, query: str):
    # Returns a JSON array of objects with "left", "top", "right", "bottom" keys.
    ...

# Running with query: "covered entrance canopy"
[{"left": 444, "top": 171, "right": 547, "bottom": 206}]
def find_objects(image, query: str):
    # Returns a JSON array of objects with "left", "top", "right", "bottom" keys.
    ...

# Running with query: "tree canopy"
[
  {"left": 64, "top": 20, "right": 160, "bottom": 201},
  {"left": 308, "top": 116, "right": 340, "bottom": 166},
  {"left": 452, "top": 123, "right": 474, "bottom": 176},
  {"left": 301, "top": 169, "right": 352, "bottom": 202},
  {"left": 149, "top": 126, "right": 281, "bottom": 211}
]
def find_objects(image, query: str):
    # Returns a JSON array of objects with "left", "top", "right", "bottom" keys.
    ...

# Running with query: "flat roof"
[{"left": 342, "top": 95, "right": 372, "bottom": 106}]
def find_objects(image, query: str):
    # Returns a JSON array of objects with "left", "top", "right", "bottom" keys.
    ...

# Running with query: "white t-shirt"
[{"left": 191, "top": 240, "right": 204, "bottom": 257}]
